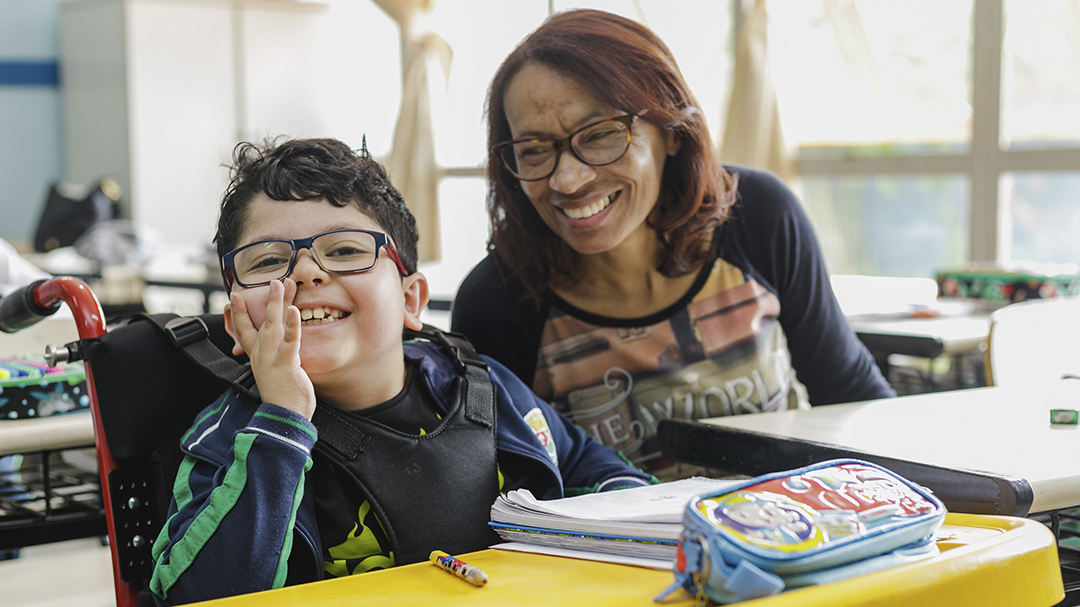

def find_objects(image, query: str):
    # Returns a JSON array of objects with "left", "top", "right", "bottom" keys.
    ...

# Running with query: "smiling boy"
[{"left": 148, "top": 138, "right": 652, "bottom": 605}]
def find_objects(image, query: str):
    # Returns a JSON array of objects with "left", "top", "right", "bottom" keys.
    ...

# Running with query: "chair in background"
[
  {"left": 831, "top": 274, "right": 987, "bottom": 394},
  {"left": 829, "top": 274, "right": 940, "bottom": 318},
  {"left": 984, "top": 297, "right": 1080, "bottom": 387}
]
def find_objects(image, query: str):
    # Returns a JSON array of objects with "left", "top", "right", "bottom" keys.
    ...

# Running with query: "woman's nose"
[
  {"left": 547, "top": 149, "right": 597, "bottom": 194},
  {"left": 290, "top": 248, "right": 328, "bottom": 285}
]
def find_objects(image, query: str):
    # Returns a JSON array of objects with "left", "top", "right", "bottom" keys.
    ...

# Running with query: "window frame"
[{"left": 793, "top": 0, "right": 1080, "bottom": 265}]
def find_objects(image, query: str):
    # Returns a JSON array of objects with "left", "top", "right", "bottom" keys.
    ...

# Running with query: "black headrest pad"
[{"left": 84, "top": 314, "right": 246, "bottom": 472}]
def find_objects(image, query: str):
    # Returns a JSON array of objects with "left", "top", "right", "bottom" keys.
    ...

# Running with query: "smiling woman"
[{"left": 450, "top": 9, "right": 896, "bottom": 482}]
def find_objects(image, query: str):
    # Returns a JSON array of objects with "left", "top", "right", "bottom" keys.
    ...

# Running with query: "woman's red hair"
[{"left": 485, "top": 9, "right": 738, "bottom": 305}]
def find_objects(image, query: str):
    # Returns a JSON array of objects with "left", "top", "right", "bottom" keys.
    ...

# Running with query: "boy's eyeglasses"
[
  {"left": 492, "top": 114, "right": 638, "bottom": 182},
  {"left": 222, "top": 229, "right": 408, "bottom": 288}
]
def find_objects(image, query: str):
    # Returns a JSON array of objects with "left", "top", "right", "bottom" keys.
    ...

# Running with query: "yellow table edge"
[{"left": 189, "top": 513, "right": 1063, "bottom": 607}]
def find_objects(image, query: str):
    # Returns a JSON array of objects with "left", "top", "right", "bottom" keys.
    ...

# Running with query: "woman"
[{"left": 451, "top": 9, "right": 894, "bottom": 481}]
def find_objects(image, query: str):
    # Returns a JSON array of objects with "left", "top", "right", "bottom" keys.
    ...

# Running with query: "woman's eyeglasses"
[
  {"left": 492, "top": 114, "right": 638, "bottom": 182},
  {"left": 222, "top": 228, "right": 408, "bottom": 288}
]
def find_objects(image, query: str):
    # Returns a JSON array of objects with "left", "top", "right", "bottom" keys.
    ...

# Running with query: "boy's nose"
[
  {"left": 547, "top": 150, "right": 597, "bottom": 194},
  {"left": 290, "top": 248, "right": 328, "bottom": 285}
]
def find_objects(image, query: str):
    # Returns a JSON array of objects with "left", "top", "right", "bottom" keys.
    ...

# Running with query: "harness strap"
[
  {"left": 463, "top": 364, "right": 495, "bottom": 428},
  {"left": 310, "top": 405, "right": 370, "bottom": 461},
  {"left": 406, "top": 325, "right": 493, "bottom": 428},
  {"left": 158, "top": 316, "right": 260, "bottom": 401}
]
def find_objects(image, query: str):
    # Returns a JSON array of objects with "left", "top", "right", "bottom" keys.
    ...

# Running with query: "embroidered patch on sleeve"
[{"left": 523, "top": 407, "right": 558, "bottom": 465}]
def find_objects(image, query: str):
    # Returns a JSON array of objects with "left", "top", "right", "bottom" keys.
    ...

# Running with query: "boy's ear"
[
  {"left": 222, "top": 302, "right": 247, "bottom": 357},
  {"left": 402, "top": 271, "right": 429, "bottom": 331}
]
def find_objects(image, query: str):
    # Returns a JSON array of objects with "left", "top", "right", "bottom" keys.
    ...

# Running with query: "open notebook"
[{"left": 489, "top": 477, "right": 739, "bottom": 567}]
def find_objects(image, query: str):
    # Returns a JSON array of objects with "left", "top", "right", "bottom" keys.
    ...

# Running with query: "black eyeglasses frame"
[
  {"left": 492, "top": 113, "right": 639, "bottom": 182},
  {"left": 222, "top": 228, "right": 408, "bottom": 289}
]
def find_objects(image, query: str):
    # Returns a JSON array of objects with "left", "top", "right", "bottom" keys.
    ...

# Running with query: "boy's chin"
[
  {"left": 298, "top": 355, "right": 339, "bottom": 377},
  {"left": 299, "top": 339, "right": 405, "bottom": 379}
]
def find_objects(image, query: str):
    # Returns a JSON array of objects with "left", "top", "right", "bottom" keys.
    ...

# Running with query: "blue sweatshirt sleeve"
[
  {"left": 149, "top": 397, "right": 317, "bottom": 605},
  {"left": 487, "top": 357, "right": 654, "bottom": 497}
]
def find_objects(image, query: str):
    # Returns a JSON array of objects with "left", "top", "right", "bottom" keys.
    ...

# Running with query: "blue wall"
[{"left": 0, "top": 0, "right": 66, "bottom": 248}]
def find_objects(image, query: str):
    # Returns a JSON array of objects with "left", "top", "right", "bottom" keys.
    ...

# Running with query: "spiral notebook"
[{"left": 489, "top": 476, "right": 740, "bottom": 563}]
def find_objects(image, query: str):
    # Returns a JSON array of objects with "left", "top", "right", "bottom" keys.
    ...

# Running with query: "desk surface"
[
  {"left": 191, "top": 549, "right": 695, "bottom": 607},
  {"left": 659, "top": 381, "right": 1080, "bottom": 516},
  {"left": 188, "top": 514, "right": 1063, "bottom": 607},
  {"left": 849, "top": 315, "right": 990, "bottom": 353}
]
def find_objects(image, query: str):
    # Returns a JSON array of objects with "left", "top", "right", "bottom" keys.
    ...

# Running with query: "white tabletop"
[
  {"left": 696, "top": 380, "right": 1080, "bottom": 513},
  {"left": 847, "top": 315, "right": 991, "bottom": 354}
]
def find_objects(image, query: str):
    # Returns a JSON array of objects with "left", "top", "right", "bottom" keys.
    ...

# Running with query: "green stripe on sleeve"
[
  {"left": 150, "top": 433, "right": 257, "bottom": 600},
  {"left": 253, "top": 411, "right": 317, "bottom": 441},
  {"left": 271, "top": 456, "right": 313, "bottom": 588},
  {"left": 150, "top": 456, "right": 199, "bottom": 565}
]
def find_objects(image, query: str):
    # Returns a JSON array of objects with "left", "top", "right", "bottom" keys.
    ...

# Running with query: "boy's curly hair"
[{"left": 214, "top": 137, "right": 419, "bottom": 289}]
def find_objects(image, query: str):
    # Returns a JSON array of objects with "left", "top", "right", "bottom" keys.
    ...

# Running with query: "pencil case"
[
  {"left": 655, "top": 459, "right": 946, "bottom": 604},
  {"left": 0, "top": 358, "right": 88, "bottom": 419}
]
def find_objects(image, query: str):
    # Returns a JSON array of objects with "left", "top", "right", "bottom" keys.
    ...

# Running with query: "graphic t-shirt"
[
  {"left": 533, "top": 257, "right": 807, "bottom": 481},
  {"left": 451, "top": 165, "right": 895, "bottom": 483}
]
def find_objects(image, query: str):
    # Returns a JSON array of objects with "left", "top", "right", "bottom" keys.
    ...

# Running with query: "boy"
[{"left": 148, "top": 138, "right": 653, "bottom": 605}]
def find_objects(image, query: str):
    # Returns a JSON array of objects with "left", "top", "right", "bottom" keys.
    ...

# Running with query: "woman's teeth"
[
  {"left": 299, "top": 306, "right": 345, "bottom": 324},
  {"left": 563, "top": 194, "right": 613, "bottom": 219}
]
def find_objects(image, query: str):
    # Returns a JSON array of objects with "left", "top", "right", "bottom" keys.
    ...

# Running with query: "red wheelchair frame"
[{"left": 2, "top": 276, "right": 139, "bottom": 607}]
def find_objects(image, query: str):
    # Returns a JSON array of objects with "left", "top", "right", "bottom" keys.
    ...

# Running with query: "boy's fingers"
[
  {"left": 230, "top": 293, "right": 257, "bottom": 345},
  {"left": 283, "top": 278, "right": 298, "bottom": 306},
  {"left": 283, "top": 305, "right": 302, "bottom": 346},
  {"left": 263, "top": 280, "right": 285, "bottom": 330}
]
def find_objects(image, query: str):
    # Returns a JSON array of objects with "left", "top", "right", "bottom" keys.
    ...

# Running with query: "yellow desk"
[{"left": 188, "top": 514, "right": 1062, "bottom": 607}]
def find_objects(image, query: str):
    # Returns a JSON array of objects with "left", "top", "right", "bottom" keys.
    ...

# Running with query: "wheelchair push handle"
[
  {"left": 0, "top": 279, "right": 59, "bottom": 333},
  {"left": 0, "top": 275, "right": 108, "bottom": 343}
]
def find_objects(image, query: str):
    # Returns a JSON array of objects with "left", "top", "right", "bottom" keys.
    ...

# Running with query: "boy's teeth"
[
  {"left": 563, "top": 194, "right": 612, "bottom": 220},
  {"left": 300, "top": 306, "right": 343, "bottom": 324}
]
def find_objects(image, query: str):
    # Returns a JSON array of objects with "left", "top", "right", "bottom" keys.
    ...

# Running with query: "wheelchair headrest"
[{"left": 84, "top": 313, "right": 247, "bottom": 468}]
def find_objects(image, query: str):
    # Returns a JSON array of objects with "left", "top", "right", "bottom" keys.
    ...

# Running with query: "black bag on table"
[{"left": 34, "top": 177, "right": 121, "bottom": 252}]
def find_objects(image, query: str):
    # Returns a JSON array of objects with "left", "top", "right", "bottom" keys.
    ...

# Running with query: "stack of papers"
[{"left": 489, "top": 477, "right": 738, "bottom": 561}]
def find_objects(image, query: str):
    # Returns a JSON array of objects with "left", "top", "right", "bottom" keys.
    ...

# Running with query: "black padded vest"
[{"left": 309, "top": 353, "right": 501, "bottom": 565}]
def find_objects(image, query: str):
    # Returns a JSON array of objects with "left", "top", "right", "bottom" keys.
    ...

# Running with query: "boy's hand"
[{"left": 230, "top": 279, "right": 316, "bottom": 420}]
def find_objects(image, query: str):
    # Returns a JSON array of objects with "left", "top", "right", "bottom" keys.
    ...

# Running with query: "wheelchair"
[{"left": 0, "top": 276, "right": 244, "bottom": 607}]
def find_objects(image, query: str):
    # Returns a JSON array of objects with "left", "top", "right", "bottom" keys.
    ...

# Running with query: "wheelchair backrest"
[{"left": 84, "top": 313, "right": 245, "bottom": 587}]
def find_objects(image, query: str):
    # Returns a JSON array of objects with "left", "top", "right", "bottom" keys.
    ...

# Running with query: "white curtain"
[
  {"left": 719, "top": 0, "right": 794, "bottom": 182},
  {"left": 371, "top": 0, "right": 451, "bottom": 264}
]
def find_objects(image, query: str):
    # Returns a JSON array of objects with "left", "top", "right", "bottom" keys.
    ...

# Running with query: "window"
[
  {"left": 773, "top": 0, "right": 1080, "bottom": 276},
  {"left": 1002, "top": 0, "right": 1080, "bottom": 150}
]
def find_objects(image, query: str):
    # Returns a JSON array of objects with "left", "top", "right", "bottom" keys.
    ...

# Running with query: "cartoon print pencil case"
[
  {"left": 655, "top": 459, "right": 946, "bottom": 605},
  {"left": 0, "top": 358, "right": 88, "bottom": 419}
]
